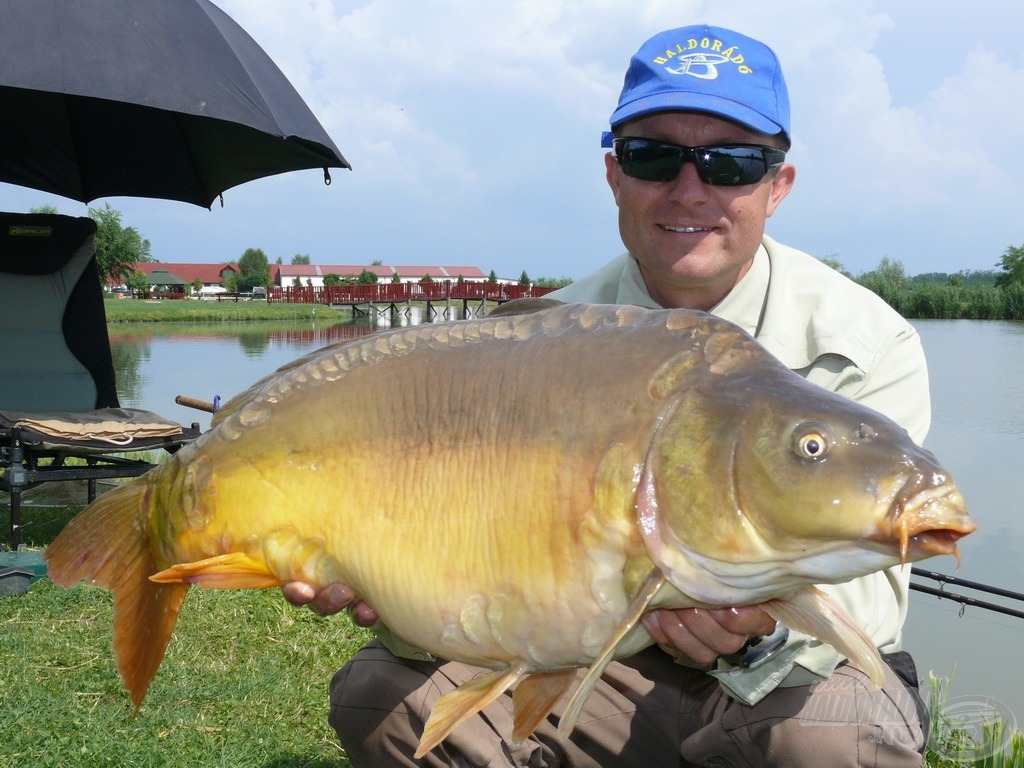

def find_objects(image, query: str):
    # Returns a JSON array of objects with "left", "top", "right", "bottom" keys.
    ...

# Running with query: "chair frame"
[
  {"left": 2, "top": 423, "right": 199, "bottom": 550},
  {"left": 0, "top": 211, "right": 201, "bottom": 551}
]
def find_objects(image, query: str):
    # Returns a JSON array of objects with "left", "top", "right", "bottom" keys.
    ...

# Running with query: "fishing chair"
[{"left": 0, "top": 211, "right": 200, "bottom": 551}]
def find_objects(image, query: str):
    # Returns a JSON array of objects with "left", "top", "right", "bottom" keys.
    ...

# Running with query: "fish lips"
[{"left": 871, "top": 483, "right": 977, "bottom": 565}]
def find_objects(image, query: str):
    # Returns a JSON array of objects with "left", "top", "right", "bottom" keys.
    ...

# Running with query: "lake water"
[
  {"left": 110, "top": 314, "right": 1024, "bottom": 728},
  {"left": 904, "top": 320, "right": 1024, "bottom": 727}
]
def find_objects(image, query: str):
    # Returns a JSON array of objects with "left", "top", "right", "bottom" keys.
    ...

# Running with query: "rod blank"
[{"left": 909, "top": 567, "right": 1024, "bottom": 620}]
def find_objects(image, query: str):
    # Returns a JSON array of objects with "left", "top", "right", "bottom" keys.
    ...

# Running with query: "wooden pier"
[{"left": 267, "top": 282, "right": 557, "bottom": 319}]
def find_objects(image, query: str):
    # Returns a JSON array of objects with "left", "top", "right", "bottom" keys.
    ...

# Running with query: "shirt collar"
[
  {"left": 617, "top": 244, "right": 770, "bottom": 336},
  {"left": 709, "top": 244, "right": 769, "bottom": 336},
  {"left": 616, "top": 256, "right": 663, "bottom": 309}
]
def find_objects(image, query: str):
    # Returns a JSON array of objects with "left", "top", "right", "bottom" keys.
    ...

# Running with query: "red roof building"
[
  {"left": 128, "top": 262, "right": 238, "bottom": 287},
  {"left": 116, "top": 263, "right": 502, "bottom": 291},
  {"left": 277, "top": 264, "right": 493, "bottom": 287}
]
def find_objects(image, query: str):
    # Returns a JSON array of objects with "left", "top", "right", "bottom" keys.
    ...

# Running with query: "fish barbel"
[{"left": 45, "top": 300, "right": 976, "bottom": 758}]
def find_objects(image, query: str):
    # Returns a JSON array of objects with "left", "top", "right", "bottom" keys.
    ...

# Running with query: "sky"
[{"left": 2, "top": 0, "right": 1023, "bottom": 281}]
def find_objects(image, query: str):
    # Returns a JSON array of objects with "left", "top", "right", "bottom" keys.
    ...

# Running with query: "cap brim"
[{"left": 610, "top": 91, "right": 786, "bottom": 140}]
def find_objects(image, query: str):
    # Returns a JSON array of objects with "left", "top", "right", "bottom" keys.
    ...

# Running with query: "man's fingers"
[
  {"left": 282, "top": 581, "right": 361, "bottom": 616},
  {"left": 708, "top": 606, "right": 778, "bottom": 638},
  {"left": 282, "top": 581, "right": 317, "bottom": 607},
  {"left": 643, "top": 606, "right": 776, "bottom": 665},
  {"left": 350, "top": 600, "right": 379, "bottom": 627},
  {"left": 641, "top": 612, "right": 670, "bottom": 646},
  {"left": 312, "top": 583, "right": 359, "bottom": 615},
  {"left": 643, "top": 609, "right": 722, "bottom": 665}
]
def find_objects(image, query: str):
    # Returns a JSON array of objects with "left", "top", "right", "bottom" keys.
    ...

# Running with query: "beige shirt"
[{"left": 550, "top": 236, "right": 930, "bottom": 704}]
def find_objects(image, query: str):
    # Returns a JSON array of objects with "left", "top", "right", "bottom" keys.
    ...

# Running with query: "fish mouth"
[
  {"left": 874, "top": 482, "right": 977, "bottom": 566},
  {"left": 902, "top": 528, "right": 971, "bottom": 565}
]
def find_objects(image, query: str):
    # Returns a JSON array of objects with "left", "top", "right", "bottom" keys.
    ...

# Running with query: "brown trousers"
[{"left": 329, "top": 640, "right": 926, "bottom": 768}]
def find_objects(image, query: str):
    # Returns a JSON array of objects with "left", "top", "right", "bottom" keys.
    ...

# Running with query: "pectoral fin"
[
  {"left": 149, "top": 553, "right": 282, "bottom": 589},
  {"left": 416, "top": 663, "right": 529, "bottom": 759},
  {"left": 557, "top": 569, "right": 666, "bottom": 740},
  {"left": 762, "top": 586, "right": 886, "bottom": 686},
  {"left": 512, "top": 669, "right": 576, "bottom": 741}
]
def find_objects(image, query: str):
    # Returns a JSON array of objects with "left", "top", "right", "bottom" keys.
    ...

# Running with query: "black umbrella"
[{"left": 0, "top": 0, "right": 350, "bottom": 208}]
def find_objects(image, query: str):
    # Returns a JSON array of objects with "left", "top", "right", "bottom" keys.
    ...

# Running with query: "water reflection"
[
  {"left": 108, "top": 303, "right": 481, "bottom": 381},
  {"left": 108, "top": 332, "right": 150, "bottom": 405}
]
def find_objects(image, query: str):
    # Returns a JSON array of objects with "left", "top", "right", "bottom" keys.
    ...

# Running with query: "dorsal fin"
[{"left": 486, "top": 297, "right": 565, "bottom": 318}]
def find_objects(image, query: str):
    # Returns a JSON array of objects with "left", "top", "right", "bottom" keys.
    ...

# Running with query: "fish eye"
[{"left": 793, "top": 423, "right": 833, "bottom": 460}]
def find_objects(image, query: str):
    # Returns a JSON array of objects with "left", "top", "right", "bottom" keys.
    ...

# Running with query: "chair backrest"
[{"left": 0, "top": 212, "right": 119, "bottom": 412}]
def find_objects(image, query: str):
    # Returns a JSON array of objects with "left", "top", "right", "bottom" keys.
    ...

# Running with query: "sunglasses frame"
[{"left": 612, "top": 137, "right": 786, "bottom": 186}]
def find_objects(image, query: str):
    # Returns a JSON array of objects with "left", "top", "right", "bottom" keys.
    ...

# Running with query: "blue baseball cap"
[{"left": 602, "top": 25, "right": 790, "bottom": 148}]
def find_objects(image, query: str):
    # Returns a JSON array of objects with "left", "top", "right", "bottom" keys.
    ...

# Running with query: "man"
[{"left": 286, "top": 25, "right": 931, "bottom": 767}]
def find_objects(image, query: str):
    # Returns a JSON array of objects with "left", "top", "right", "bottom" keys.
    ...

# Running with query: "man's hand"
[
  {"left": 641, "top": 606, "right": 777, "bottom": 665},
  {"left": 281, "top": 581, "right": 379, "bottom": 627}
]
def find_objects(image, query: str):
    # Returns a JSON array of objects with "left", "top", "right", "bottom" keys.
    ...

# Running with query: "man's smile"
[{"left": 659, "top": 225, "right": 712, "bottom": 233}]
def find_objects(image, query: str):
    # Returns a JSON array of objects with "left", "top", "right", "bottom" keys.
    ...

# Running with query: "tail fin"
[{"left": 45, "top": 480, "right": 189, "bottom": 709}]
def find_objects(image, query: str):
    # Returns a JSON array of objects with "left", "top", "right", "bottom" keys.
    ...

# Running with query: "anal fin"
[
  {"left": 512, "top": 669, "right": 576, "bottom": 741},
  {"left": 149, "top": 552, "right": 282, "bottom": 589},
  {"left": 557, "top": 569, "right": 666, "bottom": 739},
  {"left": 415, "top": 663, "right": 528, "bottom": 759},
  {"left": 763, "top": 586, "right": 886, "bottom": 686}
]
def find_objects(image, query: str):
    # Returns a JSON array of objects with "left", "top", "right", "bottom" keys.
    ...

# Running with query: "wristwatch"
[{"left": 720, "top": 622, "right": 790, "bottom": 669}]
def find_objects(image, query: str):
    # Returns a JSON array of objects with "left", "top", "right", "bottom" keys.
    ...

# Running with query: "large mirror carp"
[{"left": 46, "top": 300, "right": 976, "bottom": 758}]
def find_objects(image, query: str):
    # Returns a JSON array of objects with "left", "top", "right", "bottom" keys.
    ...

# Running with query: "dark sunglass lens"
[
  {"left": 701, "top": 147, "right": 768, "bottom": 185},
  {"left": 616, "top": 140, "right": 779, "bottom": 185},
  {"left": 618, "top": 141, "right": 684, "bottom": 182}
]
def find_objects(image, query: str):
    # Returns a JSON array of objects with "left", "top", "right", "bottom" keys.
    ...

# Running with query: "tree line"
[{"left": 834, "top": 248, "right": 1024, "bottom": 320}]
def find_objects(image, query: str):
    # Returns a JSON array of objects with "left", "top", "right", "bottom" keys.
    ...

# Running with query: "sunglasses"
[{"left": 612, "top": 137, "right": 786, "bottom": 186}]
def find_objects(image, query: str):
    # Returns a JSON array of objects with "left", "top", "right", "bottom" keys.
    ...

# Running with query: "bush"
[
  {"left": 858, "top": 275, "right": 911, "bottom": 315},
  {"left": 858, "top": 282, "right": 1024, "bottom": 321},
  {"left": 906, "top": 284, "right": 962, "bottom": 319},
  {"left": 962, "top": 286, "right": 1003, "bottom": 320},
  {"left": 1002, "top": 284, "right": 1024, "bottom": 320}
]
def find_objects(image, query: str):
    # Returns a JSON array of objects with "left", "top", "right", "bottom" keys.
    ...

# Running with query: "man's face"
[{"left": 606, "top": 111, "right": 795, "bottom": 310}]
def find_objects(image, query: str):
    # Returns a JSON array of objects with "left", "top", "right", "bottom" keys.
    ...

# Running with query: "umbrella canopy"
[{"left": 0, "top": 0, "right": 350, "bottom": 208}]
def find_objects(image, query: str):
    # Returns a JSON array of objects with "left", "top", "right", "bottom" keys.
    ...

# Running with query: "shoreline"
[{"left": 104, "top": 297, "right": 346, "bottom": 323}]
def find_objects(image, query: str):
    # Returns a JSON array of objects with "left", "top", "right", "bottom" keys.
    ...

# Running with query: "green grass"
[
  {"left": 1, "top": 499, "right": 371, "bottom": 767},
  {"left": 0, "top": 571, "right": 372, "bottom": 767},
  {"left": 103, "top": 298, "right": 348, "bottom": 324},
  {"left": 925, "top": 672, "right": 1024, "bottom": 768}
]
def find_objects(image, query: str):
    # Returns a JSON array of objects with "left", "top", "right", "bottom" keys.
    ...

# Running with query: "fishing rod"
[{"left": 910, "top": 568, "right": 1024, "bottom": 621}]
